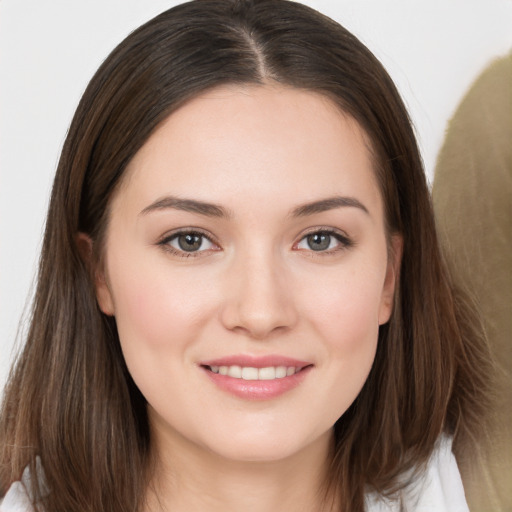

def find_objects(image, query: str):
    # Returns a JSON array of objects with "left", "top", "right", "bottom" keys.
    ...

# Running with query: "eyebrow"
[
  {"left": 291, "top": 196, "right": 369, "bottom": 217},
  {"left": 140, "top": 196, "right": 230, "bottom": 218},
  {"left": 139, "top": 195, "right": 369, "bottom": 219}
]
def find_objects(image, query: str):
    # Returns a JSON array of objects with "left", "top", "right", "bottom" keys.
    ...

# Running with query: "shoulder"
[
  {"left": 1, "top": 437, "right": 468, "bottom": 512},
  {"left": 0, "top": 463, "right": 39, "bottom": 512},
  {"left": 0, "top": 482, "right": 34, "bottom": 512},
  {"left": 365, "top": 435, "right": 469, "bottom": 512}
]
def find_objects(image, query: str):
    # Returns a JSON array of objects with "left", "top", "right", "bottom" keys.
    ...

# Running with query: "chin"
[{"left": 200, "top": 424, "right": 332, "bottom": 465}]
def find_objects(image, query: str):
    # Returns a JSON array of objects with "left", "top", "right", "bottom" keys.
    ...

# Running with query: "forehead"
[{"left": 115, "top": 84, "right": 382, "bottom": 216}]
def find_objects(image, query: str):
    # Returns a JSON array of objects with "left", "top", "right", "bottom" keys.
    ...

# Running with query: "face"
[{"left": 93, "top": 85, "right": 400, "bottom": 464}]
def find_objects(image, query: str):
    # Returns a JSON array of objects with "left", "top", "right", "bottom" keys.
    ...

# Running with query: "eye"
[
  {"left": 160, "top": 230, "right": 218, "bottom": 256},
  {"left": 295, "top": 230, "right": 352, "bottom": 253}
]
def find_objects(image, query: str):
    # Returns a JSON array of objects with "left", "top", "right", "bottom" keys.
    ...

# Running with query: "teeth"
[
  {"left": 275, "top": 366, "right": 287, "bottom": 378},
  {"left": 227, "top": 365, "right": 242, "bottom": 378},
  {"left": 242, "top": 367, "right": 258, "bottom": 380},
  {"left": 208, "top": 365, "right": 300, "bottom": 380},
  {"left": 258, "top": 367, "right": 276, "bottom": 380}
]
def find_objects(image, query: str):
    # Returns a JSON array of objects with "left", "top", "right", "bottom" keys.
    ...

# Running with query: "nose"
[{"left": 220, "top": 250, "right": 298, "bottom": 339}]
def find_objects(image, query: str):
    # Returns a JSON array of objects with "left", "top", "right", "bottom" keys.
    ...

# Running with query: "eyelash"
[
  {"left": 294, "top": 228, "right": 354, "bottom": 255},
  {"left": 158, "top": 228, "right": 354, "bottom": 258},
  {"left": 158, "top": 229, "right": 220, "bottom": 258}
]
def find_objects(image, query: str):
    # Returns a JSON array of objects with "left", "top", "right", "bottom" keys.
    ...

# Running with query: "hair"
[{"left": 0, "top": 1, "right": 492, "bottom": 511}]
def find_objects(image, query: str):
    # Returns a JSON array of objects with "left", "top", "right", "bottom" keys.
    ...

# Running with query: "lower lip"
[{"left": 202, "top": 366, "right": 312, "bottom": 400}]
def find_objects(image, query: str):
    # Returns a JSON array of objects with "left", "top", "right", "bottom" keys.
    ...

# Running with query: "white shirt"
[
  {"left": 1, "top": 436, "right": 468, "bottom": 512},
  {"left": 365, "top": 436, "right": 469, "bottom": 511}
]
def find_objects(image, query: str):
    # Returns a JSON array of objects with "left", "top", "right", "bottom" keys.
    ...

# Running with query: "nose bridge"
[{"left": 221, "top": 242, "right": 297, "bottom": 338}]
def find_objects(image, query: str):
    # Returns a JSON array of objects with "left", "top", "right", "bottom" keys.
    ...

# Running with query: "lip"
[
  {"left": 199, "top": 354, "right": 313, "bottom": 400},
  {"left": 200, "top": 354, "right": 311, "bottom": 369}
]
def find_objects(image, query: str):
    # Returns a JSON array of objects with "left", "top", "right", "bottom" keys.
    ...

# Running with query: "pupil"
[
  {"left": 308, "top": 233, "right": 330, "bottom": 251},
  {"left": 178, "top": 234, "right": 202, "bottom": 251}
]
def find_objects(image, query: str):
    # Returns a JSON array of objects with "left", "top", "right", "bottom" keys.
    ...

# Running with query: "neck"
[{"left": 145, "top": 424, "right": 336, "bottom": 512}]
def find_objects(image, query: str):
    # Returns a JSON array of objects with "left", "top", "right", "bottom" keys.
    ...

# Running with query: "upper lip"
[{"left": 200, "top": 354, "right": 312, "bottom": 369}]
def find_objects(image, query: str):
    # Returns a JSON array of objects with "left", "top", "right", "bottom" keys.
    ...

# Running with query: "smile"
[
  {"left": 206, "top": 365, "right": 300, "bottom": 380},
  {"left": 200, "top": 356, "right": 313, "bottom": 400}
]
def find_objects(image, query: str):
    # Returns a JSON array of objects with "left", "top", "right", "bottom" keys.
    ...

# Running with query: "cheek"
[
  {"left": 107, "top": 257, "right": 215, "bottom": 354},
  {"left": 303, "top": 271, "right": 383, "bottom": 419},
  {"left": 300, "top": 264, "right": 385, "bottom": 349}
]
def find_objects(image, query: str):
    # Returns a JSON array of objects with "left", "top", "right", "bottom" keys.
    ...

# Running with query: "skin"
[{"left": 88, "top": 84, "right": 401, "bottom": 511}]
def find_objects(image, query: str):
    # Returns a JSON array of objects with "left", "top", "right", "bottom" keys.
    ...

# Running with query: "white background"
[{"left": 1, "top": 0, "right": 512, "bottom": 391}]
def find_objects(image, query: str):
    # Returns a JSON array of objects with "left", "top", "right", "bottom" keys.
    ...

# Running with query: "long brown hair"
[{"left": 0, "top": 1, "right": 492, "bottom": 510}]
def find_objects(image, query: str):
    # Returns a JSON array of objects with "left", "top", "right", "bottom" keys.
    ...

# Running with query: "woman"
[{"left": 0, "top": 1, "right": 492, "bottom": 511}]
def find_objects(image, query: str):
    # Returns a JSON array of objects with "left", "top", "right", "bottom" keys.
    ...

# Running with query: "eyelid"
[
  {"left": 158, "top": 227, "right": 221, "bottom": 257},
  {"left": 293, "top": 226, "right": 354, "bottom": 253}
]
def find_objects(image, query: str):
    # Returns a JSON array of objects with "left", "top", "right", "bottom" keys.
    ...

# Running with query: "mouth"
[
  {"left": 202, "top": 364, "right": 306, "bottom": 380},
  {"left": 199, "top": 356, "right": 313, "bottom": 400}
]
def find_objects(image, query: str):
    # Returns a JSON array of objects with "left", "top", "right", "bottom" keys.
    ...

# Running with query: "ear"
[
  {"left": 378, "top": 234, "right": 403, "bottom": 325},
  {"left": 76, "top": 232, "right": 115, "bottom": 316}
]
